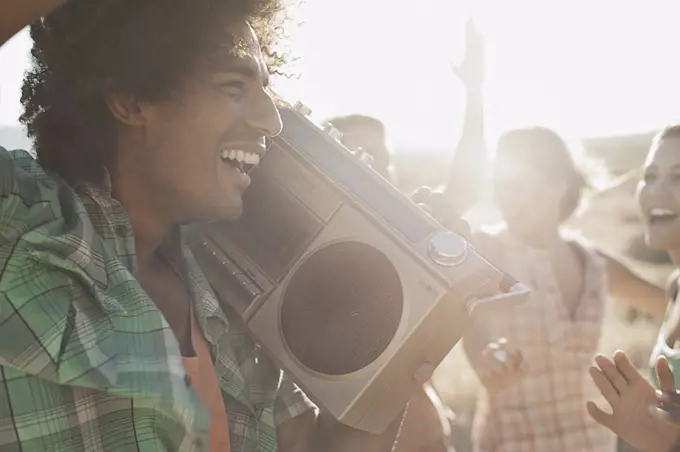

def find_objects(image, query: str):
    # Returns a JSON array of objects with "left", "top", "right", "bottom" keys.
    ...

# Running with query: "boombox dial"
[{"left": 427, "top": 231, "right": 468, "bottom": 267}]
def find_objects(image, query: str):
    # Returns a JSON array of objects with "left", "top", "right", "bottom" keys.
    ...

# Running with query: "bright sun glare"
[{"left": 2, "top": 0, "right": 680, "bottom": 151}]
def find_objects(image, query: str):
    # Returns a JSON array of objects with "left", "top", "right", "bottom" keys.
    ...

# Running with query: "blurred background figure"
[
  {"left": 463, "top": 127, "right": 617, "bottom": 451},
  {"left": 456, "top": 124, "right": 665, "bottom": 451},
  {"left": 325, "top": 114, "right": 396, "bottom": 182}
]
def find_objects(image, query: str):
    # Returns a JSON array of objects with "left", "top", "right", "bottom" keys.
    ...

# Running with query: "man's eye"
[{"left": 220, "top": 81, "right": 246, "bottom": 96}]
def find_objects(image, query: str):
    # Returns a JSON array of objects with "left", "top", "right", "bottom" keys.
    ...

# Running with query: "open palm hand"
[
  {"left": 587, "top": 351, "right": 680, "bottom": 452},
  {"left": 451, "top": 19, "right": 485, "bottom": 91}
]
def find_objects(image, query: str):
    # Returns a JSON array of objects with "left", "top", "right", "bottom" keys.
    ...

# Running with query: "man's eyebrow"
[{"left": 209, "top": 59, "right": 269, "bottom": 86}]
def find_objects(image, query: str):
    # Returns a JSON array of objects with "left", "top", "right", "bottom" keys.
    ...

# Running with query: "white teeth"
[
  {"left": 245, "top": 153, "right": 260, "bottom": 165},
  {"left": 219, "top": 149, "right": 261, "bottom": 167},
  {"left": 649, "top": 208, "right": 678, "bottom": 222},
  {"left": 650, "top": 208, "right": 677, "bottom": 217}
]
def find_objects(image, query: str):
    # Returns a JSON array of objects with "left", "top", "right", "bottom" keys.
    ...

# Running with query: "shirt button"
[
  {"left": 184, "top": 374, "right": 192, "bottom": 388},
  {"left": 114, "top": 225, "right": 128, "bottom": 238}
]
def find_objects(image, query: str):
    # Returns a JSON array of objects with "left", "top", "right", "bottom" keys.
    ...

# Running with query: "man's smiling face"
[{"left": 120, "top": 21, "right": 283, "bottom": 224}]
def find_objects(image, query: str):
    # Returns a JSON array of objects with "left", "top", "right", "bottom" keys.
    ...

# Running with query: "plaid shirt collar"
[
  {"left": 74, "top": 171, "right": 284, "bottom": 418},
  {"left": 76, "top": 173, "right": 231, "bottom": 343}
]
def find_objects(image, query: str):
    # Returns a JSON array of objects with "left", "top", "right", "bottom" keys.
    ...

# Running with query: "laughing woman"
[{"left": 588, "top": 125, "right": 680, "bottom": 451}]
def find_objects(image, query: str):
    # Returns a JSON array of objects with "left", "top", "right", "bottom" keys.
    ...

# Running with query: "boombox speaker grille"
[{"left": 281, "top": 241, "right": 403, "bottom": 376}]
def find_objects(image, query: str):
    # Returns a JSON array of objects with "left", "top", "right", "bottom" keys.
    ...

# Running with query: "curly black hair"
[{"left": 20, "top": 0, "right": 289, "bottom": 187}]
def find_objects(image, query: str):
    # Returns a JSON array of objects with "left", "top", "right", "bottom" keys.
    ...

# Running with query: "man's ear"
[{"left": 103, "top": 80, "right": 146, "bottom": 127}]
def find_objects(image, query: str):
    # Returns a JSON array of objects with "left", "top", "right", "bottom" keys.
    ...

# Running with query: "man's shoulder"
[
  {"left": 0, "top": 144, "right": 109, "bottom": 289},
  {"left": 0, "top": 148, "right": 148, "bottom": 392},
  {"left": 1, "top": 145, "right": 61, "bottom": 209},
  {"left": 0, "top": 146, "right": 50, "bottom": 180},
  {"left": 0, "top": 146, "right": 80, "bottom": 240}
]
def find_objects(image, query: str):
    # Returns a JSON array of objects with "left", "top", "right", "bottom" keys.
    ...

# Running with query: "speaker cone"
[{"left": 281, "top": 241, "right": 403, "bottom": 376}]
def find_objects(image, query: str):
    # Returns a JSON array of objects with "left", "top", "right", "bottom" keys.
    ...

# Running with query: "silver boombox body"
[{"left": 188, "top": 103, "right": 528, "bottom": 434}]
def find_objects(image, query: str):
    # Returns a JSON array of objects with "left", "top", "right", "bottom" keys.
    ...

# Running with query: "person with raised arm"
[{"left": 414, "top": 22, "right": 667, "bottom": 451}]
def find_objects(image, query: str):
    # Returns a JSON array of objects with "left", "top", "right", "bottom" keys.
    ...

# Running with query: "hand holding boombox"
[
  {"left": 410, "top": 186, "right": 471, "bottom": 239},
  {"left": 412, "top": 186, "right": 527, "bottom": 392}
]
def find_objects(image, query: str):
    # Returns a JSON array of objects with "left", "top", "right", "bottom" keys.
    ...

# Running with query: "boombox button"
[
  {"left": 293, "top": 101, "right": 312, "bottom": 116},
  {"left": 427, "top": 231, "right": 468, "bottom": 266},
  {"left": 412, "top": 362, "right": 436, "bottom": 384},
  {"left": 322, "top": 123, "right": 343, "bottom": 141}
]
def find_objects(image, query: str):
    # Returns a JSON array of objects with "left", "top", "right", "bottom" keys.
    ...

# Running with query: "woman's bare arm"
[
  {"left": 1, "top": 0, "right": 69, "bottom": 47},
  {"left": 444, "top": 21, "right": 487, "bottom": 215},
  {"left": 600, "top": 250, "right": 667, "bottom": 317}
]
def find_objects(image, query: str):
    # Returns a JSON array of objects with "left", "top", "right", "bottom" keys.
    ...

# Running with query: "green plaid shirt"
[{"left": 0, "top": 148, "right": 314, "bottom": 452}]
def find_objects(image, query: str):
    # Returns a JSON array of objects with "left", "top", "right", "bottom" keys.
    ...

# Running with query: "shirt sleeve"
[
  {"left": 0, "top": 148, "right": 62, "bottom": 242},
  {"left": 273, "top": 372, "right": 317, "bottom": 427},
  {"left": 0, "top": 147, "right": 68, "bottom": 378},
  {"left": 1, "top": 258, "right": 75, "bottom": 376},
  {"left": 0, "top": 147, "right": 116, "bottom": 387}
]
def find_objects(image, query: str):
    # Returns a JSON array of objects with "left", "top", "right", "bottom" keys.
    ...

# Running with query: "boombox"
[{"left": 188, "top": 103, "right": 529, "bottom": 434}]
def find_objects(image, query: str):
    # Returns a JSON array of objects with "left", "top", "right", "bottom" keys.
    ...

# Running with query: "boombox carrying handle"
[{"left": 466, "top": 275, "right": 531, "bottom": 317}]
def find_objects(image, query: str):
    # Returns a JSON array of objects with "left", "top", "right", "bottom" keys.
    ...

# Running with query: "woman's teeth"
[{"left": 649, "top": 208, "right": 678, "bottom": 223}]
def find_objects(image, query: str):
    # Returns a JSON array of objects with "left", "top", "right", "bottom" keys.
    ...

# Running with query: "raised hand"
[
  {"left": 587, "top": 351, "right": 680, "bottom": 452},
  {"left": 1, "top": 0, "right": 69, "bottom": 46},
  {"left": 451, "top": 19, "right": 485, "bottom": 91}
]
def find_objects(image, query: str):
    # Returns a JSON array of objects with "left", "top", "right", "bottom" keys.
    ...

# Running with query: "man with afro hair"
[{"left": 0, "top": 2, "right": 406, "bottom": 451}]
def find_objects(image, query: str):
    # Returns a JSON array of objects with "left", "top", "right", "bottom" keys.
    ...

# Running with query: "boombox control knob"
[
  {"left": 293, "top": 101, "right": 312, "bottom": 116},
  {"left": 427, "top": 231, "right": 468, "bottom": 267},
  {"left": 356, "top": 148, "right": 375, "bottom": 166},
  {"left": 323, "top": 124, "right": 343, "bottom": 141}
]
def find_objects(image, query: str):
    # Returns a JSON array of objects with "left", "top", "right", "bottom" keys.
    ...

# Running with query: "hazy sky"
[{"left": 2, "top": 0, "right": 680, "bottom": 149}]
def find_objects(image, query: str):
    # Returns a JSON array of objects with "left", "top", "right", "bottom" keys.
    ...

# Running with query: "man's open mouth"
[{"left": 220, "top": 149, "right": 260, "bottom": 174}]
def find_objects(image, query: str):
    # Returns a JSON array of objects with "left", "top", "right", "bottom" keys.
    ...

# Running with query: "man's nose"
[{"left": 246, "top": 89, "right": 283, "bottom": 137}]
